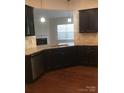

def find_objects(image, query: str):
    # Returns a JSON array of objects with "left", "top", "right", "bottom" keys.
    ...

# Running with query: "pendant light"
[
  {"left": 67, "top": 0, "right": 72, "bottom": 23},
  {"left": 40, "top": 17, "right": 46, "bottom": 23}
]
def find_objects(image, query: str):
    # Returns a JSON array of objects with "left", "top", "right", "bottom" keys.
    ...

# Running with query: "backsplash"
[
  {"left": 74, "top": 33, "right": 98, "bottom": 45},
  {"left": 25, "top": 36, "right": 37, "bottom": 49}
]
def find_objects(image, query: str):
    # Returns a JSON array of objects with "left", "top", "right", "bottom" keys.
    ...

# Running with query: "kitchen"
[
  {"left": 1, "top": 0, "right": 122, "bottom": 93},
  {"left": 25, "top": 0, "right": 98, "bottom": 93}
]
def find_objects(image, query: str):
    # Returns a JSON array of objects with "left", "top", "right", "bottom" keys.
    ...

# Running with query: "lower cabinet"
[
  {"left": 25, "top": 46, "right": 98, "bottom": 83},
  {"left": 41, "top": 46, "right": 78, "bottom": 71},
  {"left": 25, "top": 55, "right": 32, "bottom": 83},
  {"left": 77, "top": 46, "right": 86, "bottom": 65},
  {"left": 78, "top": 46, "right": 98, "bottom": 66},
  {"left": 86, "top": 46, "right": 98, "bottom": 66}
]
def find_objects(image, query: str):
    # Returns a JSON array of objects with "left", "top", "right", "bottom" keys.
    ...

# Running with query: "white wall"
[
  {"left": 33, "top": 9, "right": 51, "bottom": 44},
  {"left": 33, "top": 8, "right": 73, "bottom": 45},
  {"left": 33, "top": 17, "right": 50, "bottom": 38}
]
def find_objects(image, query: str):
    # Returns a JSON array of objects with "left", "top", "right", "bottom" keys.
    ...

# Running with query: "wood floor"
[{"left": 25, "top": 66, "right": 98, "bottom": 93}]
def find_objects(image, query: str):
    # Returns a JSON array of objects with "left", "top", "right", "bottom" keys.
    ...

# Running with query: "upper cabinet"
[
  {"left": 79, "top": 8, "right": 98, "bottom": 33},
  {"left": 25, "top": 5, "right": 35, "bottom": 36}
]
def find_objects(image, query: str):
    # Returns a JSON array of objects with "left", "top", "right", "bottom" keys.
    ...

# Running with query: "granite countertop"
[
  {"left": 25, "top": 44, "right": 98, "bottom": 55},
  {"left": 25, "top": 44, "right": 74, "bottom": 55}
]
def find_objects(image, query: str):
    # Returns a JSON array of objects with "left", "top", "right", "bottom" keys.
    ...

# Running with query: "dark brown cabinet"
[
  {"left": 41, "top": 47, "right": 77, "bottom": 71},
  {"left": 88, "top": 9, "right": 98, "bottom": 32},
  {"left": 25, "top": 5, "right": 35, "bottom": 36},
  {"left": 79, "top": 10, "right": 89, "bottom": 32},
  {"left": 25, "top": 46, "right": 98, "bottom": 83},
  {"left": 79, "top": 8, "right": 98, "bottom": 33},
  {"left": 77, "top": 46, "right": 88, "bottom": 65},
  {"left": 86, "top": 46, "right": 98, "bottom": 66},
  {"left": 78, "top": 46, "right": 98, "bottom": 66}
]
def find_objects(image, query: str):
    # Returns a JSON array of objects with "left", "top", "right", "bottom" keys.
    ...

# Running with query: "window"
[{"left": 57, "top": 24, "right": 74, "bottom": 40}]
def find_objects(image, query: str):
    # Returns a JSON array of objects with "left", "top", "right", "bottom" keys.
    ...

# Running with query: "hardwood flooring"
[{"left": 25, "top": 66, "right": 98, "bottom": 93}]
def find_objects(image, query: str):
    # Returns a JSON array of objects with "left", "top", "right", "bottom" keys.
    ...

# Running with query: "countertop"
[
  {"left": 25, "top": 44, "right": 98, "bottom": 55},
  {"left": 25, "top": 44, "right": 74, "bottom": 55}
]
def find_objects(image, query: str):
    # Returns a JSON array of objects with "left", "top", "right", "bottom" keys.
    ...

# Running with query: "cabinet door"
[
  {"left": 86, "top": 46, "right": 98, "bottom": 66},
  {"left": 41, "top": 49, "right": 53, "bottom": 71},
  {"left": 42, "top": 48, "right": 65, "bottom": 71},
  {"left": 77, "top": 46, "right": 98, "bottom": 66},
  {"left": 77, "top": 46, "right": 89, "bottom": 65},
  {"left": 63, "top": 46, "right": 78, "bottom": 66},
  {"left": 25, "top": 55, "right": 33, "bottom": 83},
  {"left": 79, "top": 8, "right": 98, "bottom": 33},
  {"left": 25, "top": 5, "right": 29, "bottom": 35},
  {"left": 51, "top": 48, "right": 65, "bottom": 69},
  {"left": 25, "top": 5, "right": 35, "bottom": 36},
  {"left": 87, "top": 9, "right": 98, "bottom": 32},
  {"left": 42, "top": 47, "right": 77, "bottom": 71},
  {"left": 79, "top": 10, "right": 89, "bottom": 32}
]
